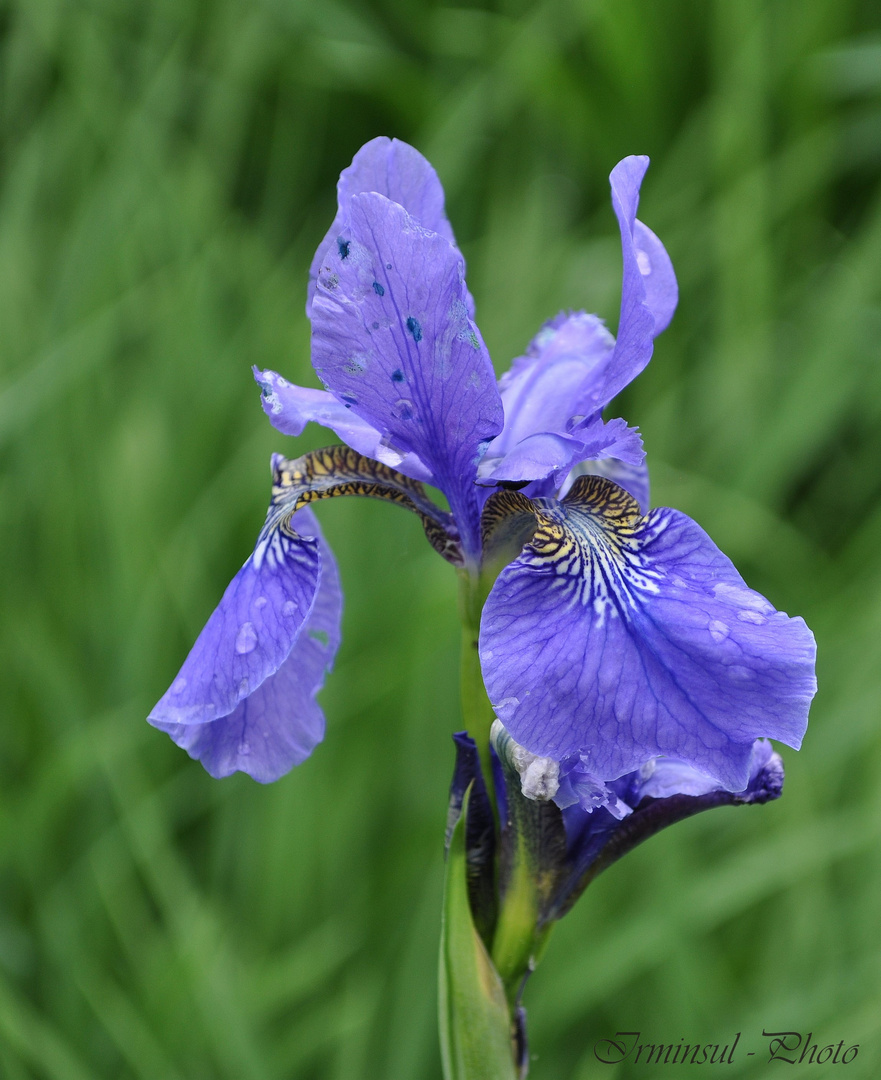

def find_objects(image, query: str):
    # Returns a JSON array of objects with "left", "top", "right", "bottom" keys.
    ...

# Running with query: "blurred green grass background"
[{"left": 2, "top": 0, "right": 880, "bottom": 1076}]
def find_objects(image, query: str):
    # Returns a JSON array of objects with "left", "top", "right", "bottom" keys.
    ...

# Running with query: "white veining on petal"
[{"left": 523, "top": 485, "right": 663, "bottom": 625}]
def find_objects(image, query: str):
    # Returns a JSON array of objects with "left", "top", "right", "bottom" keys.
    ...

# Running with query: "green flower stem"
[{"left": 457, "top": 569, "right": 497, "bottom": 797}]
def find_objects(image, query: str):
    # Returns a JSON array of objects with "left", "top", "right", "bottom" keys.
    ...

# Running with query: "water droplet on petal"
[
  {"left": 636, "top": 249, "right": 652, "bottom": 275},
  {"left": 737, "top": 609, "right": 766, "bottom": 625},
  {"left": 709, "top": 619, "right": 730, "bottom": 642},
  {"left": 236, "top": 622, "right": 258, "bottom": 654},
  {"left": 495, "top": 696, "right": 521, "bottom": 711},
  {"left": 375, "top": 435, "right": 405, "bottom": 468},
  {"left": 392, "top": 398, "right": 414, "bottom": 421},
  {"left": 239, "top": 741, "right": 251, "bottom": 756},
  {"left": 282, "top": 600, "right": 298, "bottom": 617},
  {"left": 254, "top": 596, "right": 268, "bottom": 609},
  {"left": 172, "top": 677, "right": 187, "bottom": 693}
]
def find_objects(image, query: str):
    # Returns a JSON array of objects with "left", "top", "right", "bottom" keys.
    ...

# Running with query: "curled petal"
[
  {"left": 254, "top": 368, "right": 432, "bottom": 482},
  {"left": 479, "top": 476, "right": 816, "bottom": 792},
  {"left": 634, "top": 738, "right": 783, "bottom": 802},
  {"left": 594, "top": 156, "right": 679, "bottom": 406},
  {"left": 484, "top": 157, "right": 676, "bottom": 490},
  {"left": 493, "top": 161, "right": 676, "bottom": 446},
  {"left": 308, "top": 137, "right": 470, "bottom": 315},
  {"left": 149, "top": 507, "right": 322, "bottom": 729},
  {"left": 310, "top": 192, "right": 503, "bottom": 558},
  {"left": 478, "top": 419, "right": 643, "bottom": 491},
  {"left": 152, "top": 521, "right": 342, "bottom": 781},
  {"left": 633, "top": 219, "right": 677, "bottom": 335}
]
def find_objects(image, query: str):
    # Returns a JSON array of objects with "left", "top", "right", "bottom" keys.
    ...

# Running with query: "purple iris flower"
[{"left": 149, "top": 137, "right": 816, "bottom": 794}]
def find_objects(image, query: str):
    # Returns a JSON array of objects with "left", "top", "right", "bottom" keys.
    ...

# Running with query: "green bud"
[{"left": 439, "top": 784, "right": 521, "bottom": 1080}]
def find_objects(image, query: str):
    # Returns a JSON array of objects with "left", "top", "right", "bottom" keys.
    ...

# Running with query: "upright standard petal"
[
  {"left": 594, "top": 156, "right": 678, "bottom": 406},
  {"left": 310, "top": 192, "right": 504, "bottom": 558},
  {"left": 151, "top": 511, "right": 342, "bottom": 782},
  {"left": 489, "top": 313, "right": 616, "bottom": 460},
  {"left": 478, "top": 158, "right": 676, "bottom": 490},
  {"left": 479, "top": 476, "right": 816, "bottom": 792},
  {"left": 478, "top": 313, "right": 643, "bottom": 488},
  {"left": 308, "top": 137, "right": 468, "bottom": 315}
]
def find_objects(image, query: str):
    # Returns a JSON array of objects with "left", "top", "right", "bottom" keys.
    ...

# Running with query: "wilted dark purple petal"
[
  {"left": 547, "top": 740, "right": 784, "bottom": 920},
  {"left": 310, "top": 192, "right": 503, "bottom": 558},
  {"left": 254, "top": 367, "right": 432, "bottom": 482},
  {"left": 446, "top": 733, "right": 497, "bottom": 941},
  {"left": 308, "top": 137, "right": 469, "bottom": 315},
  {"left": 479, "top": 477, "right": 816, "bottom": 792},
  {"left": 152, "top": 519, "right": 342, "bottom": 782}
]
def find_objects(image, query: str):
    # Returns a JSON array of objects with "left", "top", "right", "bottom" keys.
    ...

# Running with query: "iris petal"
[
  {"left": 149, "top": 505, "right": 323, "bottom": 729},
  {"left": 310, "top": 192, "right": 503, "bottom": 558},
  {"left": 151, "top": 516, "right": 342, "bottom": 782},
  {"left": 481, "top": 158, "right": 676, "bottom": 490},
  {"left": 595, "top": 156, "right": 679, "bottom": 406},
  {"left": 254, "top": 367, "right": 432, "bottom": 482},
  {"left": 477, "top": 420, "right": 643, "bottom": 492},
  {"left": 489, "top": 313, "right": 615, "bottom": 460},
  {"left": 479, "top": 476, "right": 816, "bottom": 791},
  {"left": 308, "top": 136, "right": 471, "bottom": 316}
]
